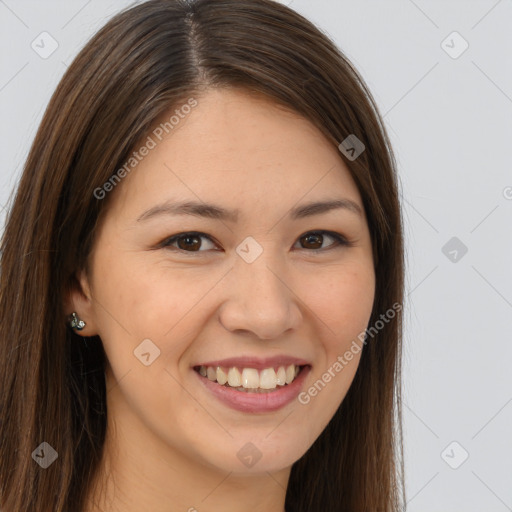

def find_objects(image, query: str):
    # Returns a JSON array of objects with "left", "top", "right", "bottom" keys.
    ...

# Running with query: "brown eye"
[
  {"left": 162, "top": 232, "right": 217, "bottom": 252},
  {"left": 161, "top": 230, "right": 350, "bottom": 255},
  {"left": 296, "top": 231, "right": 349, "bottom": 251},
  {"left": 176, "top": 234, "right": 201, "bottom": 251},
  {"left": 300, "top": 233, "right": 324, "bottom": 249}
]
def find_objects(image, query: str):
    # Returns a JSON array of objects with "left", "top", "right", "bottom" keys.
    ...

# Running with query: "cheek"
[
  {"left": 90, "top": 248, "right": 221, "bottom": 365},
  {"left": 303, "top": 263, "right": 375, "bottom": 343},
  {"left": 88, "top": 251, "right": 201, "bottom": 426},
  {"left": 292, "top": 265, "right": 373, "bottom": 439}
]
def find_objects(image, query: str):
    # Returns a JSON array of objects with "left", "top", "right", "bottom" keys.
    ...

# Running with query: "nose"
[{"left": 218, "top": 255, "right": 302, "bottom": 340}]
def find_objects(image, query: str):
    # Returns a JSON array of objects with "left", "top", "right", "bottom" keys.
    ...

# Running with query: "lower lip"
[{"left": 194, "top": 366, "right": 311, "bottom": 413}]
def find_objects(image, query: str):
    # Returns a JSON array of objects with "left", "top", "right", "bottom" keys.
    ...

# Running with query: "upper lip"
[{"left": 193, "top": 355, "right": 311, "bottom": 371}]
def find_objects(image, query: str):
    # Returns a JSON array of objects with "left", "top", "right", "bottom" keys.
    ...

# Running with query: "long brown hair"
[{"left": 0, "top": 1, "right": 405, "bottom": 510}]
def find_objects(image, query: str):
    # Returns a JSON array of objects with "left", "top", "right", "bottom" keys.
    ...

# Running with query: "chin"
[{"left": 201, "top": 436, "right": 309, "bottom": 475}]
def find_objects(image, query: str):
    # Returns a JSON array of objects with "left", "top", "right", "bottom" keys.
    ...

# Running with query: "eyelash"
[{"left": 159, "top": 230, "right": 354, "bottom": 255}]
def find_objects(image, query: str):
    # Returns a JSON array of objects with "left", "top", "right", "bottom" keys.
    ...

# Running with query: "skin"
[{"left": 68, "top": 87, "right": 376, "bottom": 512}]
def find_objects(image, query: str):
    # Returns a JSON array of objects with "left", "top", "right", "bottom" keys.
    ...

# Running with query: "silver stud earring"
[{"left": 68, "top": 312, "right": 86, "bottom": 331}]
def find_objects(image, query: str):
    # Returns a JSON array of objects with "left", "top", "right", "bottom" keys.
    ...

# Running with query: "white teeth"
[
  {"left": 276, "top": 366, "right": 287, "bottom": 386},
  {"left": 227, "top": 367, "right": 242, "bottom": 387},
  {"left": 259, "top": 368, "right": 277, "bottom": 389},
  {"left": 242, "top": 368, "right": 259, "bottom": 389},
  {"left": 216, "top": 366, "right": 228, "bottom": 385},
  {"left": 197, "top": 364, "right": 303, "bottom": 390},
  {"left": 285, "top": 364, "right": 295, "bottom": 384}
]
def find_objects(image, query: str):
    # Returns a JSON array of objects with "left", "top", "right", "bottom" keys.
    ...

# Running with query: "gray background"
[{"left": 1, "top": 0, "right": 511, "bottom": 510}]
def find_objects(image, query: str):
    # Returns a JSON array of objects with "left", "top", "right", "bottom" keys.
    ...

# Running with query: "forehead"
[{"left": 109, "top": 87, "right": 363, "bottom": 220}]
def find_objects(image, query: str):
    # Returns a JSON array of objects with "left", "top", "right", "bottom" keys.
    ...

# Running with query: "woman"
[{"left": 0, "top": 0, "right": 405, "bottom": 510}]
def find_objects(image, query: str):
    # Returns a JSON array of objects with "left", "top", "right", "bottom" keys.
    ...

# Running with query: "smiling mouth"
[{"left": 193, "top": 364, "right": 307, "bottom": 393}]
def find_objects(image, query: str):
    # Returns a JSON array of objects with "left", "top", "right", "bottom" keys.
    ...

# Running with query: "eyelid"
[{"left": 158, "top": 230, "right": 354, "bottom": 254}]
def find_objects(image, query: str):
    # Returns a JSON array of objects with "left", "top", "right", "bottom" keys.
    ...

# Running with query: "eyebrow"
[{"left": 136, "top": 198, "right": 363, "bottom": 223}]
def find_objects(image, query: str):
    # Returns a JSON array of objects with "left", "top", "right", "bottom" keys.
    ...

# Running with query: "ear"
[{"left": 64, "top": 269, "right": 98, "bottom": 337}]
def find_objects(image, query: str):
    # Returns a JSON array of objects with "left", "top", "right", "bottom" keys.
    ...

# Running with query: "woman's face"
[{"left": 74, "top": 87, "right": 375, "bottom": 476}]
